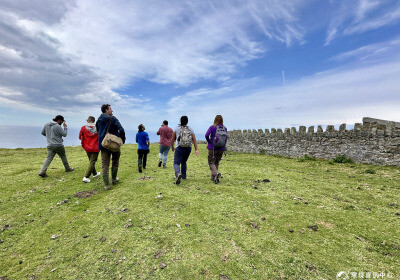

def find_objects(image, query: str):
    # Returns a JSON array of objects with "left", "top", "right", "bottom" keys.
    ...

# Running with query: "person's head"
[
  {"left": 138, "top": 124, "right": 145, "bottom": 132},
  {"left": 213, "top": 115, "right": 223, "bottom": 127},
  {"left": 101, "top": 104, "right": 113, "bottom": 116},
  {"left": 180, "top": 116, "right": 188, "bottom": 126},
  {"left": 87, "top": 116, "right": 95, "bottom": 123},
  {"left": 163, "top": 120, "right": 168, "bottom": 126},
  {"left": 53, "top": 115, "right": 64, "bottom": 124}
]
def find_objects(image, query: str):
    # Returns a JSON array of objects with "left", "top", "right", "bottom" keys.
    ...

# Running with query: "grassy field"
[{"left": 0, "top": 144, "right": 399, "bottom": 279}]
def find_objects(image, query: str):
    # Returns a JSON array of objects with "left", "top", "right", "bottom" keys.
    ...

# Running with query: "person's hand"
[
  {"left": 195, "top": 149, "right": 199, "bottom": 156},
  {"left": 63, "top": 122, "right": 67, "bottom": 128},
  {"left": 171, "top": 146, "right": 175, "bottom": 152}
]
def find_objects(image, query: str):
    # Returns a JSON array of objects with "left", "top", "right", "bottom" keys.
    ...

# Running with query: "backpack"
[
  {"left": 178, "top": 126, "right": 192, "bottom": 147},
  {"left": 213, "top": 125, "right": 227, "bottom": 148}
]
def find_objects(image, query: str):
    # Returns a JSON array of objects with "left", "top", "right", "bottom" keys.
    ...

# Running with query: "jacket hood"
[{"left": 85, "top": 124, "right": 97, "bottom": 133}]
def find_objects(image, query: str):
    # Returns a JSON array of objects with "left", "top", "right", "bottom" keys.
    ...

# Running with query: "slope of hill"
[{"left": 0, "top": 144, "right": 399, "bottom": 279}]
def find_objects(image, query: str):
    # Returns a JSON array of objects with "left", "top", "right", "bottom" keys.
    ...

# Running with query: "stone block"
[
  {"left": 354, "top": 123, "right": 362, "bottom": 131},
  {"left": 326, "top": 125, "right": 335, "bottom": 132},
  {"left": 317, "top": 125, "right": 323, "bottom": 133},
  {"left": 339, "top": 123, "right": 346, "bottom": 132},
  {"left": 308, "top": 126, "right": 314, "bottom": 134},
  {"left": 299, "top": 126, "right": 306, "bottom": 134}
]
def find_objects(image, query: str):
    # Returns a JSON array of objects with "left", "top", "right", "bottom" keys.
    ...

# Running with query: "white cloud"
[
  {"left": 166, "top": 57, "right": 400, "bottom": 132},
  {"left": 0, "top": 0, "right": 306, "bottom": 125},
  {"left": 325, "top": 0, "right": 400, "bottom": 45},
  {"left": 331, "top": 37, "right": 400, "bottom": 62},
  {"left": 51, "top": 0, "right": 305, "bottom": 86}
]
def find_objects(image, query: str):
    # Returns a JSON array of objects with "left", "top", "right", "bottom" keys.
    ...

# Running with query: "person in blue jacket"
[
  {"left": 136, "top": 124, "right": 150, "bottom": 173},
  {"left": 96, "top": 104, "right": 125, "bottom": 190}
]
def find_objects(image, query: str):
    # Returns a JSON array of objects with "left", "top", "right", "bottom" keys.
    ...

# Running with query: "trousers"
[
  {"left": 40, "top": 146, "right": 71, "bottom": 173},
  {"left": 84, "top": 152, "right": 99, "bottom": 178},
  {"left": 173, "top": 146, "right": 191, "bottom": 179}
]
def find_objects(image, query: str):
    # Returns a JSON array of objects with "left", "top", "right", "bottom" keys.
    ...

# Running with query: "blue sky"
[{"left": 0, "top": 0, "right": 400, "bottom": 138}]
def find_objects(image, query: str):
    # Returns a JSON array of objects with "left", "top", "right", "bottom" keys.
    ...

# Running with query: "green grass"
[{"left": 0, "top": 144, "right": 399, "bottom": 279}]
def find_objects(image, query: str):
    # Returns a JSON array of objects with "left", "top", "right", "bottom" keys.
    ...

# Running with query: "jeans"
[
  {"left": 159, "top": 145, "right": 171, "bottom": 166},
  {"left": 208, "top": 149, "right": 224, "bottom": 179},
  {"left": 137, "top": 149, "right": 149, "bottom": 168},
  {"left": 173, "top": 146, "right": 191, "bottom": 179},
  {"left": 40, "top": 146, "right": 71, "bottom": 173},
  {"left": 84, "top": 152, "right": 99, "bottom": 178}
]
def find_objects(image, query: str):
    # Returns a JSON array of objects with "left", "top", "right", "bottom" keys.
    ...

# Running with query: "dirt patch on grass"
[
  {"left": 73, "top": 190, "right": 99, "bottom": 199},
  {"left": 138, "top": 176, "right": 153, "bottom": 181},
  {"left": 317, "top": 221, "right": 335, "bottom": 229}
]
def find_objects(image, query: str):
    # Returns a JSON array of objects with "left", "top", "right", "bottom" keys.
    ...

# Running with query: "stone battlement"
[{"left": 227, "top": 117, "right": 400, "bottom": 166}]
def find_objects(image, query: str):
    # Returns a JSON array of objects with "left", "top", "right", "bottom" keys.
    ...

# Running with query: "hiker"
[
  {"left": 96, "top": 104, "right": 125, "bottom": 190},
  {"left": 171, "top": 116, "right": 199, "bottom": 184},
  {"left": 157, "top": 120, "right": 173, "bottom": 168},
  {"left": 136, "top": 124, "right": 150, "bottom": 173},
  {"left": 38, "top": 115, "right": 74, "bottom": 177},
  {"left": 79, "top": 116, "right": 101, "bottom": 183},
  {"left": 205, "top": 115, "right": 228, "bottom": 184}
]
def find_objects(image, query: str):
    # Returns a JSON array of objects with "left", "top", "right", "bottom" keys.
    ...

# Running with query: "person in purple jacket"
[{"left": 205, "top": 115, "right": 228, "bottom": 184}]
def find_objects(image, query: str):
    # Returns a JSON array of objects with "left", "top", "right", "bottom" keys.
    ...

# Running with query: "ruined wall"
[{"left": 227, "top": 118, "right": 400, "bottom": 166}]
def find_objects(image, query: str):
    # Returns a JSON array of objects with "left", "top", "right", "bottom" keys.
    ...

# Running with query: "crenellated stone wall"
[{"left": 227, "top": 117, "right": 400, "bottom": 166}]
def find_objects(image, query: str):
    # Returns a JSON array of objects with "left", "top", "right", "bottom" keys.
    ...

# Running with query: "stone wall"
[{"left": 227, "top": 117, "right": 400, "bottom": 166}]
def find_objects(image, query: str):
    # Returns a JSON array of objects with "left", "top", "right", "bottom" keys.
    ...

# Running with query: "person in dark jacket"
[
  {"left": 205, "top": 115, "right": 227, "bottom": 184},
  {"left": 79, "top": 116, "right": 101, "bottom": 183},
  {"left": 39, "top": 115, "right": 74, "bottom": 177},
  {"left": 96, "top": 104, "right": 126, "bottom": 190}
]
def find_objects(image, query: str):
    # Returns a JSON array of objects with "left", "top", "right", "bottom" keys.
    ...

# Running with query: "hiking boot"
[
  {"left": 93, "top": 172, "right": 101, "bottom": 178},
  {"left": 102, "top": 173, "right": 110, "bottom": 186},
  {"left": 163, "top": 165, "right": 167, "bottom": 169},
  {"left": 39, "top": 172, "right": 48, "bottom": 178},
  {"left": 112, "top": 177, "right": 119, "bottom": 185},
  {"left": 65, "top": 168, "right": 74, "bottom": 172},
  {"left": 214, "top": 173, "right": 221, "bottom": 184},
  {"left": 138, "top": 165, "right": 142, "bottom": 173},
  {"left": 175, "top": 173, "right": 182, "bottom": 185},
  {"left": 111, "top": 167, "right": 119, "bottom": 184},
  {"left": 158, "top": 160, "right": 162, "bottom": 167},
  {"left": 104, "top": 185, "right": 110, "bottom": 191},
  {"left": 82, "top": 177, "right": 91, "bottom": 183}
]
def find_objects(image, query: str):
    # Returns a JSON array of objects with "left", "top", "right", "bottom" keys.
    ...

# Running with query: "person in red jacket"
[{"left": 79, "top": 116, "right": 101, "bottom": 183}]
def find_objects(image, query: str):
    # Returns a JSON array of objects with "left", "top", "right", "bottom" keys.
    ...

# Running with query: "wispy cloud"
[
  {"left": 331, "top": 37, "right": 400, "bottom": 62},
  {"left": 166, "top": 57, "right": 400, "bottom": 131},
  {"left": 325, "top": 0, "right": 400, "bottom": 45},
  {"left": 52, "top": 0, "right": 305, "bottom": 85},
  {"left": 0, "top": 0, "right": 306, "bottom": 121}
]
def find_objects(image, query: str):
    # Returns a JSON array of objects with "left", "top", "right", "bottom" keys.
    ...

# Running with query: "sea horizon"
[{"left": 0, "top": 125, "right": 161, "bottom": 149}]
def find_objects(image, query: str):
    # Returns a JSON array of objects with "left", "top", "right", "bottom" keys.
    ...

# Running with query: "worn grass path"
[{"left": 0, "top": 144, "right": 399, "bottom": 279}]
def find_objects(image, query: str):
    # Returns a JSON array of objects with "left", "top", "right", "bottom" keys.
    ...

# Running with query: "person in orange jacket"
[{"left": 79, "top": 116, "right": 101, "bottom": 183}]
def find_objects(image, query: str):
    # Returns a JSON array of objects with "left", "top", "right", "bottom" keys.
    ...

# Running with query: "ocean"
[{"left": 0, "top": 125, "right": 159, "bottom": 149}]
